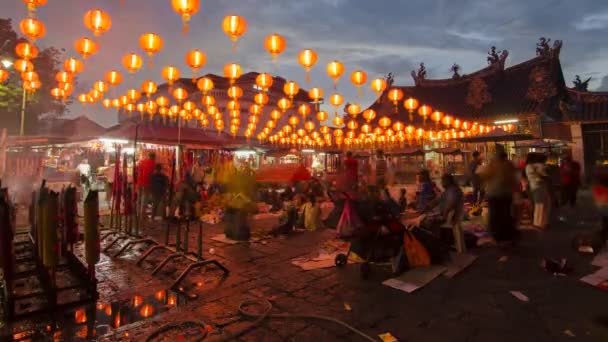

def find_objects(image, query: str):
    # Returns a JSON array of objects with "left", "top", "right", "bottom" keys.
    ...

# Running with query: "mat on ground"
[{"left": 383, "top": 266, "right": 447, "bottom": 293}]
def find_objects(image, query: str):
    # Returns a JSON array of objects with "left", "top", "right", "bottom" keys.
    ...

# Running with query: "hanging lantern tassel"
[
  {"left": 409, "top": 111, "right": 413, "bottom": 122},
  {"left": 357, "top": 86, "right": 362, "bottom": 98},
  {"left": 182, "top": 15, "right": 190, "bottom": 35},
  {"left": 147, "top": 56, "right": 153, "bottom": 69},
  {"left": 305, "top": 69, "right": 311, "bottom": 84},
  {"left": 231, "top": 38, "right": 238, "bottom": 53}
]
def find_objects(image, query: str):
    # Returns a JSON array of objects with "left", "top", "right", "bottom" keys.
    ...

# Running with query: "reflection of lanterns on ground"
[
  {"left": 140, "top": 304, "right": 154, "bottom": 318},
  {"left": 154, "top": 290, "right": 166, "bottom": 302},
  {"left": 132, "top": 295, "right": 143, "bottom": 308},
  {"left": 75, "top": 308, "right": 87, "bottom": 324},
  {"left": 114, "top": 312, "right": 121, "bottom": 328},
  {"left": 168, "top": 293, "right": 177, "bottom": 306}
]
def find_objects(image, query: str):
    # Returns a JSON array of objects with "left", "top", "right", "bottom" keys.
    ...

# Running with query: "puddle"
[{"left": 2, "top": 289, "right": 188, "bottom": 341}]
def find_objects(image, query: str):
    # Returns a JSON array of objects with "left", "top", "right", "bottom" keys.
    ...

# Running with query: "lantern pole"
[{"left": 20, "top": 86, "right": 26, "bottom": 136}]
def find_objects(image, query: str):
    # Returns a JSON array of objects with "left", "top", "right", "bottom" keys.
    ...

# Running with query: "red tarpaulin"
[{"left": 255, "top": 164, "right": 312, "bottom": 183}]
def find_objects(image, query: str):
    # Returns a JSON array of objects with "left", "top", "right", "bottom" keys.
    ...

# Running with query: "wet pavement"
[{"left": 2, "top": 191, "right": 608, "bottom": 341}]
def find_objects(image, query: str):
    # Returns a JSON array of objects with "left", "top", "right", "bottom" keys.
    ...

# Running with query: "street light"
[{"left": 1, "top": 59, "right": 12, "bottom": 68}]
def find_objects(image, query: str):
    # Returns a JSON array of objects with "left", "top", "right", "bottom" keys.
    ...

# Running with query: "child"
[{"left": 398, "top": 188, "right": 407, "bottom": 213}]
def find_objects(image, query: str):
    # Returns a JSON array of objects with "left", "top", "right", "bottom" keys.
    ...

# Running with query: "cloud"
[
  {"left": 574, "top": 12, "right": 608, "bottom": 31},
  {"left": 446, "top": 29, "right": 503, "bottom": 43},
  {"left": 597, "top": 76, "right": 608, "bottom": 92}
]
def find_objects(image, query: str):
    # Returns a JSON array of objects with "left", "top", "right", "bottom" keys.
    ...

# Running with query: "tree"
[{"left": 0, "top": 18, "right": 70, "bottom": 135}]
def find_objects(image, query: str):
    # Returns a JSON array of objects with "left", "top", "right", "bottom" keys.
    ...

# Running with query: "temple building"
[{"left": 363, "top": 38, "right": 608, "bottom": 179}]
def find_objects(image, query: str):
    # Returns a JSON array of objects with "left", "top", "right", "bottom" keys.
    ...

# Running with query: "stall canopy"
[
  {"left": 255, "top": 164, "right": 312, "bottom": 183},
  {"left": 512, "top": 139, "right": 571, "bottom": 149},
  {"left": 386, "top": 147, "right": 425, "bottom": 156},
  {"left": 431, "top": 147, "right": 469, "bottom": 155},
  {"left": 102, "top": 123, "right": 226, "bottom": 147},
  {"left": 7, "top": 116, "right": 106, "bottom": 147},
  {"left": 457, "top": 128, "right": 533, "bottom": 143}
]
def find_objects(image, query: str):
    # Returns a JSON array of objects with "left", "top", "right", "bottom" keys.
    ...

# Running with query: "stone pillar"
[{"left": 570, "top": 123, "right": 585, "bottom": 179}]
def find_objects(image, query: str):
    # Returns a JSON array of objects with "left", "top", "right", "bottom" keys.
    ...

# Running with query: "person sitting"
[
  {"left": 380, "top": 188, "right": 401, "bottom": 218},
  {"left": 425, "top": 174, "right": 465, "bottom": 226},
  {"left": 270, "top": 199, "right": 298, "bottom": 236},
  {"left": 301, "top": 193, "right": 323, "bottom": 231},
  {"left": 415, "top": 170, "right": 437, "bottom": 212}
]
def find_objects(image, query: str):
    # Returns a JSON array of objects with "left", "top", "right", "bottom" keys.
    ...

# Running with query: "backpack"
[{"left": 403, "top": 231, "right": 431, "bottom": 267}]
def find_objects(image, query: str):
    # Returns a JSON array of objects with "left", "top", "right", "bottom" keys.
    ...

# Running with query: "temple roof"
[
  {"left": 562, "top": 89, "right": 608, "bottom": 122},
  {"left": 361, "top": 54, "right": 566, "bottom": 126}
]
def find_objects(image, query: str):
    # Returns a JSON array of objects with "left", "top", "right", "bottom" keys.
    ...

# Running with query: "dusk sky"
[{"left": 2, "top": 0, "right": 607, "bottom": 127}]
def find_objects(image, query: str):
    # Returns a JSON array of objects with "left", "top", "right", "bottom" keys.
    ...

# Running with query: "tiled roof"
[
  {"left": 563, "top": 89, "right": 608, "bottom": 122},
  {"left": 361, "top": 56, "right": 566, "bottom": 126}
]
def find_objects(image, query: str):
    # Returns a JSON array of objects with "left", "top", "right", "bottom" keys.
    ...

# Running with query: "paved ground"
[{"left": 3, "top": 191, "right": 608, "bottom": 341}]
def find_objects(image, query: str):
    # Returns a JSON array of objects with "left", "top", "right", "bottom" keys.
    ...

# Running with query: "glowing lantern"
[
  {"left": 288, "top": 115, "right": 299, "bottom": 127},
  {"left": 332, "top": 116, "right": 344, "bottom": 127},
  {"left": 19, "top": 18, "right": 45, "bottom": 41},
  {"left": 360, "top": 123, "right": 371, "bottom": 134},
  {"left": 105, "top": 70, "right": 122, "bottom": 87},
  {"left": 297, "top": 104, "right": 311, "bottom": 118},
  {"left": 22, "top": 0, "right": 47, "bottom": 17},
  {"left": 84, "top": 9, "right": 112, "bottom": 37},
  {"left": 24, "top": 79, "right": 40, "bottom": 92},
  {"left": 387, "top": 88, "right": 403, "bottom": 113},
  {"left": 171, "top": 0, "right": 200, "bottom": 32},
  {"left": 304, "top": 120, "right": 315, "bottom": 132},
  {"left": 156, "top": 95, "right": 169, "bottom": 107},
  {"left": 15, "top": 42, "right": 38, "bottom": 60},
  {"left": 122, "top": 53, "right": 143, "bottom": 74},
  {"left": 202, "top": 95, "right": 215, "bottom": 107},
  {"left": 223, "top": 63, "right": 241, "bottom": 84},
  {"left": 50, "top": 87, "right": 64, "bottom": 100},
  {"left": 329, "top": 93, "right": 343, "bottom": 117},
  {"left": 196, "top": 77, "right": 214, "bottom": 94},
  {"left": 119, "top": 95, "right": 129, "bottom": 106},
  {"left": 264, "top": 33, "right": 286, "bottom": 62},
  {"left": 183, "top": 100, "right": 195, "bottom": 111},
  {"left": 462, "top": 121, "right": 471, "bottom": 131},
  {"left": 222, "top": 15, "right": 247, "bottom": 51},
  {"left": 308, "top": 87, "right": 323, "bottom": 110},
  {"left": 162, "top": 66, "right": 180, "bottom": 85},
  {"left": 94, "top": 81, "right": 108, "bottom": 93},
  {"left": 77, "top": 93, "right": 88, "bottom": 103},
  {"left": 370, "top": 78, "right": 387, "bottom": 99},
  {"left": 403, "top": 97, "right": 419, "bottom": 121},
  {"left": 277, "top": 97, "right": 292, "bottom": 112},
  {"left": 102, "top": 98, "right": 112, "bottom": 108},
  {"left": 326, "top": 60, "right": 344, "bottom": 89},
  {"left": 378, "top": 116, "right": 391, "bottom": 128},
  {"left": 249, "top": 104, "right": 262, "bottom": 116},
  {"left": 227, "top": 86, "right": 243, "bottom": 100},
  {"left": 226, "top": 100, "right": 240, "bottom": 111},
  {"left": 270, "top": 109, "right": 281, "bottom": 121},
  {"left": 343, "top": 103, "right": 360, "bottom": 118},
  {"left": 127, "top": 89, "right": 142, "bottom": 102},
  {"left": 418, "top": 105, "right": 432, "bottom": 124},
  {"left": 254, "top": 92, "right": 268, "bottom": 106},
  {"left": 279, "top": 82, "right": 300, "bottom": 102},
  {"left": 298, "top": 49, "right": 317, "bottom": 83},
  {"left": 14, "top": 59, "right": 33, "bottom": 73},
  {"left": 172, "top": 87, "right": 188, "bottom": 103},
  {"left": 185, "top": 49, "right": 206, "bottom": 80},
  {"left": 64, "top": 57, "right": 83, "bottom": 74},
  {"left": 55, "top": 71, "right": 73, "bottom": 84},
  {"left": 141, "top": 80, "right": 157, "bottom": 97},
  {"left": 316, "top": 111, "right": 328, "bottom": 122},
  {"left": 346, "top": 120, "right": 358, "bottom": 130},
  {"left": 207, "top": 105, "right": 218, "bottom": 116},
  {"left": 392, "top": 121, "right": 405, "bottom": 132},
  {"left": 74, "top": 37, "right": 97, "bottom": 59},
  {"left": 453, "top": 119, "right": 461, "bottom": 129},
  {"left": 362, "top": 109, "right": 376, "bottom": 122},
  {"left": 441, "top": 115, "right": 452, "bottom": 128},
  {"left": 351, "top": 70, "right": 367, "bottom": 97},
  {"left": 255, "top": 73, "right": 273, "bottom": 91},
  {"left": 139, "top": 33, "right": 163, "bottom": 67},
  {"left": 431, "top": 110, "right": 443, "bottom": 127}
]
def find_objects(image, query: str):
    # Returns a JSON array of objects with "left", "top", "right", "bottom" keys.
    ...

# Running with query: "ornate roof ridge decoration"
[
  {"left": 466, "top": 77, "right": 492, "bottom": 110},
  {"left": 409, "top": 46, "right": 509, "bottom": 87},
  {"left": 536, "top": 37, "right": 562, "bottom": 59}
]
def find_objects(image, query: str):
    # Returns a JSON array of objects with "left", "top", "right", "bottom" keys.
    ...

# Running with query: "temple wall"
[{"left": 570, "top": 123, "right": 585, "bottom": 179}]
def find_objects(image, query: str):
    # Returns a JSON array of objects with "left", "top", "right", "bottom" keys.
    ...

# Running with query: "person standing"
[
  {"left": 560, "top": 154, "right": 581, "bottom": 207},
  {"left": 467, "top": 151, "right": 484, "bottom": 205},
  {"left": 137, "top": 152, "right": 156, "bottom": 220},
  {"left": 525, "top": 153, "right": 551, "bottom": 229},
  {"left": 480, "top": 151, "right": 518, "bottom": 241},
  {"left": 344, "top": 151, "right": 358, "bottom": 190},
  {"left": 374, "top": 149, "right": 388, "bottom": 189},
  {"left": 149, "top": 164, "right": 168, "bottom": 220},
  {"left": 191, "top": 157, "right": 205, "bottom": 185}
]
